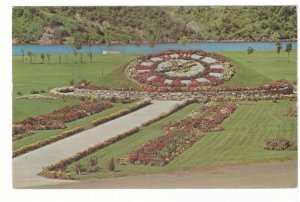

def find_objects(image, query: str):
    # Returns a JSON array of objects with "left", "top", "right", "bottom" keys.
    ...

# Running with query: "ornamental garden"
[{"left": 13, "top": 49, "right": 297, "bottom": 182}]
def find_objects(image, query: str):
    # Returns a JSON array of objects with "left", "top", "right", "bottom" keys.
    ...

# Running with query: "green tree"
[
  {"left": 27, "top": 50, "right": 33, "bottom": 64},
  {"left": 275, "top": 40, "right": 282, "bottom": 61},
  {"left": 40, "top": 52, "right": 45, "bottom": 63},
  {"left": 104, "top": 34, "right": 112, "bottom": 51},
  {"left": 67, "top": 32, "right": 87, "bottom": 63},
  {"left": 46, "top": 53, "right": 51, "bottom": 63},
  {"left": 87, "top": 31, "right": 99, "bottom": 62},
  {"left": 285, "top": 41, "right": 292, "bottom": 63},
  {"left": 247, "top": 46, "right": 254, "bottom": 55},
  {"left": 21, "top": 48, "right": 24, "bottom": 63},
  {"left": 179, "top": 35, "right": 189, "bottom": 50},
  {"left": 148, "top": 35, "right": 157, "bottom": 52}
]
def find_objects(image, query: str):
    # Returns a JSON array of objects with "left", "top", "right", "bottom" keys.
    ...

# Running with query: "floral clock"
[{"left": 126, "top": 50, "right": 235, "bottom": 87}]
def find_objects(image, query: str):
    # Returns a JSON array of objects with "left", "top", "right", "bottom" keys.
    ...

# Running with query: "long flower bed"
[
  {"left": 124, "top": 102, "right": 239, "bottom": 166},
  {"left": 15, "top": 101, "right": 113, "bottom": 131},
  {"left": 126, "top": 49, "right": 235, "bottom": 87}
]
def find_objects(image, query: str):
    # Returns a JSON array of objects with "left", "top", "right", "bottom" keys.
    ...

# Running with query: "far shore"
[{"left": 12, "top": 39, "right": 297, "bottom": 46}]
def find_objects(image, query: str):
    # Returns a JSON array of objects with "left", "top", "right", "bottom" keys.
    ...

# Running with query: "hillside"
[{"left": 12, "top": 6, "right": 297, "bottom": 45}]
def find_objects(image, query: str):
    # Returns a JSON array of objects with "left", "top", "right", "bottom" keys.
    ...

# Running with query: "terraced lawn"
[{"left": 65, "top": 100, "right": 296, "bottom": 180}]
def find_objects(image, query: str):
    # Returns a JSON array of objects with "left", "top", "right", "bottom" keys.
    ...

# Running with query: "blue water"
[{"left": 12, "top": 42, "right": 297, "bottom": 56}]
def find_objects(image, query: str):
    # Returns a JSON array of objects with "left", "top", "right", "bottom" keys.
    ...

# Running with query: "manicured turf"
[
  {"left": 13, "top": 54, "right": 140, "bottom": 125},
  {"left": 13, "top": 50, "right": 296, "bottom": 122},
  {"left": 13, "top": 102, "right": 133, "bottom": 151},
  {"left": 218, "top": 50, "right": 297, "bottom": 87},
  {"left": 12, "top": 50, "right": 297, "bottom": 177},
  {"left": 65, "top": 101, "right": 297, "bottom": 180}
]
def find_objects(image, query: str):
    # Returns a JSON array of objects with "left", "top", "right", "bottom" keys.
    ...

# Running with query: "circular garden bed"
[{"left": 126, "top": 50, "right": 235, "bottom": 87}]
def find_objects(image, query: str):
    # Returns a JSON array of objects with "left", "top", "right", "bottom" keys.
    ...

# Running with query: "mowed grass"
[
  {"left": 13, "top": 54, "right": 140, "bottom": 122},
  {"left": 217, "top": 50, "right": 297, "bottom": 87},
  {"left": 13, "top": 102, "right": 133, "bottom": 151},
  {"left": 13, "top": 54, "right": 140, "bottom": 96},
  {"left": 65, "top": 101, "right": 297, "bottom": 180}
]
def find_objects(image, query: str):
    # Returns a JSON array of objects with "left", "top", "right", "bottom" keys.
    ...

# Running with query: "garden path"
[{"left": 13, "top": 100, "right": 181, "bottom": 188}]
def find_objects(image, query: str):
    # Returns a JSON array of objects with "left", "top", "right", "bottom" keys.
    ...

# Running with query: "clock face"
[{"left": 126, "top": 50, "right": 235, "bottom": 87}]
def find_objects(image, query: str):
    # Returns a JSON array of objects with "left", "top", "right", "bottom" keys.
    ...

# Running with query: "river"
[{"left": 12, "top": 41, "right": 297, "bottom": 56}]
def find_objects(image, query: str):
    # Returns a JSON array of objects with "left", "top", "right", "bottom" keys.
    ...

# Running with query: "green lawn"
[
  {"left": 13, "top": 102, "right": 133, "bottom": 151},
  {"left": 65, "top": 100, "right": 297, "bottom": 180},
  {"left": 218, "top": 50, "right": 297, "bottom": 87},
  {"left": 13, "top": 54, "right": 140, "bottom": 123}
]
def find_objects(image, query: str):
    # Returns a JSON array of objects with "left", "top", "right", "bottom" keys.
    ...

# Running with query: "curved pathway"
[{"left": 13, "top": 100, "right": 181, "bottom": 188}]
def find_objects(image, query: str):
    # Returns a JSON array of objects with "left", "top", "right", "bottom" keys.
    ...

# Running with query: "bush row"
[
  {"left": 39, "top": 127, "right": 140, "bottom": 179},
  {"left": 13, "top": 127, "right": 85, "bottom": 158},
  {"left": 91, "top": 99, "right": 151, "bottom": 126},
  {"left": 141, "top": 98, "right": 196, "bottom": 127}
]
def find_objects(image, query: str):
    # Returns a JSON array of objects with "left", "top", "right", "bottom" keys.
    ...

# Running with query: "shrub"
[
  {"left": 284, "top": 107, "right": 297, "bottom": 117},
  {"left": 39, "top": 90, "right": 46, "bottom": 94},
  {"left": 110, "top": 96, "right": 117, "bottom": 103},
  {"left": 108, "top": 158, "right": 115, "bottom": 171},
  {"left": 87, "top": 166, "right": 100, "bottom": 173},
  {"left": 75, "top": 163, "right": 86, "bottom": 174},
  {"left": 70, "top": 79, "right": 75, "bottom": 86},
  {"left": 263, "top": 138, "right": 297, "bottom": 151},
  {"left": 17, "top": 91, "right": 23, "bottom": 96},
  {"left": 90, "top": 157, "right": 98, "bottom": 166},
  {"left": 30, "top": 90, "right": 39, "bottom": 94}
]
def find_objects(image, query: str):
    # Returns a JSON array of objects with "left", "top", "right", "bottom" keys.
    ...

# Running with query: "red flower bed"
[
  {"left": 16, "top": 101, "right": 113, "bottom": 130},
  {"left": 125, "top": 102, "right": 239, "bottom": 166},
  {"left": 127, "top": 130, "right": 202, "bottom": 166}
]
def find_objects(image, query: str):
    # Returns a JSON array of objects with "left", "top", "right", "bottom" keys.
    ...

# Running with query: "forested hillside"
[{"left": 12, "top": 6, "right": 297, "bottom": 45}]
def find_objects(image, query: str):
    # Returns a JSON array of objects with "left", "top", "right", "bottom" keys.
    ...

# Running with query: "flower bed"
[
  {"left": 16, "top": 101, "right": 113, "bottom": 131},
  {"left": 123, "top": 102, "right": 239, "bottom": 166},
  {"left": 126, "top": 130, "right": 203, "bottom": 166},
  {"left": 12, "top": 125, "right": 35, "bottom": 140},
  {"left": 263, "top": 138, "right": 297, "bottom": 151},
  {"left": 13, "top": 127, "right": 85, "bottom": 158},
  {"left": 126, "top": 50, "right": 235, "bottom": 88}
]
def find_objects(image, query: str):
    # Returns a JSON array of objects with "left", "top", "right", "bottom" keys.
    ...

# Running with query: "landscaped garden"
[
  {"left": 51, "top": 100, "right": 297, "bottom": 180},
  {"left": 13, "top": 48, "right": 297, "bottom": 183}
]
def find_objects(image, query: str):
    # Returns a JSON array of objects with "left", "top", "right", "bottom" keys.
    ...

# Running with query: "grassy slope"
[{"left": 66, "top": 101, "right": 297, "bottom": 180}]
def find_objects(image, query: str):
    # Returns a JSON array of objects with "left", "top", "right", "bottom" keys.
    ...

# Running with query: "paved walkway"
[{"left": 13, "top": 100, "right": 181, "bottom": 188}]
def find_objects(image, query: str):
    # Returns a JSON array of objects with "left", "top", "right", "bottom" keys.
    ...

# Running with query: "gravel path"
[{"left": 13, "top": 100, "right": 181, "bottom": 188}]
